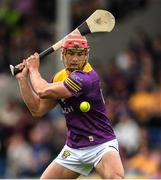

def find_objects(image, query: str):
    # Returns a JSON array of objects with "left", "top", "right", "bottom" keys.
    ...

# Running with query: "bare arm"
[
  {"left": 18, "top": 77, "right": 57, "bottom": 116},
  {"left": 29, "top": 71, "right": 72, "bottom": 99},
  {"left": 27, "top": 53, "right": 73, "bottom": 99},
  {"left": 16, "top": 61, "right": 57, "bottom": 117}
]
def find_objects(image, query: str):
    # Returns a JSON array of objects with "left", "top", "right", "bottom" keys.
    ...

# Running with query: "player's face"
[{"left": 63, "top": 48, "right": 88, "bottom": 71}]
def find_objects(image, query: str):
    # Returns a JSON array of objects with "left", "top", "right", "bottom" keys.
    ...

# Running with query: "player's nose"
[{"left": 72, "top": 54, "right": 79, "bottom": 61}]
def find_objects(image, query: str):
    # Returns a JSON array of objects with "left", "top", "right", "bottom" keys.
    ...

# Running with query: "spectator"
[{"left": 114, "top": 111, "right": 141, "bottom": 157}]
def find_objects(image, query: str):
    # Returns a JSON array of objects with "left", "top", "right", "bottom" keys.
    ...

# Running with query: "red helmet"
[
  {"left": 62, "top": 34, "right": 89, "bottom": 54},
  {"left": 61, "top": 34, "right": 89, "bottom": 71}
]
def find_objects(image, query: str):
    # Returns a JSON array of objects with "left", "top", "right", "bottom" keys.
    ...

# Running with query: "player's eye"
[
  {"left": 67, "top": 50, "right": 75, "bottom": 55},
  {"left": 77, "top": 52, "right": 84, "bottom": 56},
  {"left": 66, "top": 49, "right": 85, "bottom": 56}
]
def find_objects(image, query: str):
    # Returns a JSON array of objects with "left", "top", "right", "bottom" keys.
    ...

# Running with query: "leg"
[
  {"left": 40, "top": 161, "right": 80, "bottom": 179},
  {"left": 95, "top": 151, "right": 124, "bottom": 179}
]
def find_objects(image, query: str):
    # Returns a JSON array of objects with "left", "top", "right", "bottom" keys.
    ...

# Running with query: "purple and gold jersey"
[{"left": 52, "top": 63, "right": 116, "bottom": 148}]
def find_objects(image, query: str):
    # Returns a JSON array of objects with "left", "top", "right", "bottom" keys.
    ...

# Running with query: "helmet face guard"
[{"left": 61, "top": 34, "right": 89, "bottom": 71}]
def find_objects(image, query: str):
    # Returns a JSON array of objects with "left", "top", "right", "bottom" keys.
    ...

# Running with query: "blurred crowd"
[
  {"left": 101, "top": 29, "right": 161, "bottom": 178},
  {"left": 0, "top": 0, "right": 161, "bottom": 179}
]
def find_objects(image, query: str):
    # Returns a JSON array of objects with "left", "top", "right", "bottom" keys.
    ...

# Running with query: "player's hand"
[
  {"left": 26, "top": 52, "right": 40, "bottom": 73},
  {"left": 15, "top": 60, "right": 28, "bottom": 79}
]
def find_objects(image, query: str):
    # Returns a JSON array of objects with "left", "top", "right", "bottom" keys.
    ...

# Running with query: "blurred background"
[{"left": 0, "top": 0, "right": 161, "bottom": 179}]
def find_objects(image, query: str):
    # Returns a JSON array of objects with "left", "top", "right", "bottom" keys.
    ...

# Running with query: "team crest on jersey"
[{"left": 62, "top": 150, "right": 71, "bottom": 159}]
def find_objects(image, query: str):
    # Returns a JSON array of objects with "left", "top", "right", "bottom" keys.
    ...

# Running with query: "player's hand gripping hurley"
[{"left": 10, "top": 9, "right": 115, "bottom": 76}]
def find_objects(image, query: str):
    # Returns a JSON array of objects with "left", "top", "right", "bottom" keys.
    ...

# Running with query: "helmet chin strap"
[
  {"left": 66, "top": 62, "right": 86, "bottom": 72},
  {"left": 66, "top": 67, "right": 79, "bottom": 72}
]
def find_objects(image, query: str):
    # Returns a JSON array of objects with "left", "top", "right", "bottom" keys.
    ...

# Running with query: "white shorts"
[{"left": 54, "top": 139, "right": 119, "bottom": 176}]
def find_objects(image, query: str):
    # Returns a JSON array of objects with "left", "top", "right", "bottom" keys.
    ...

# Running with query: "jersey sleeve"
[{"left": 64, "top": 71, "right": 91, "bottom": 97}]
